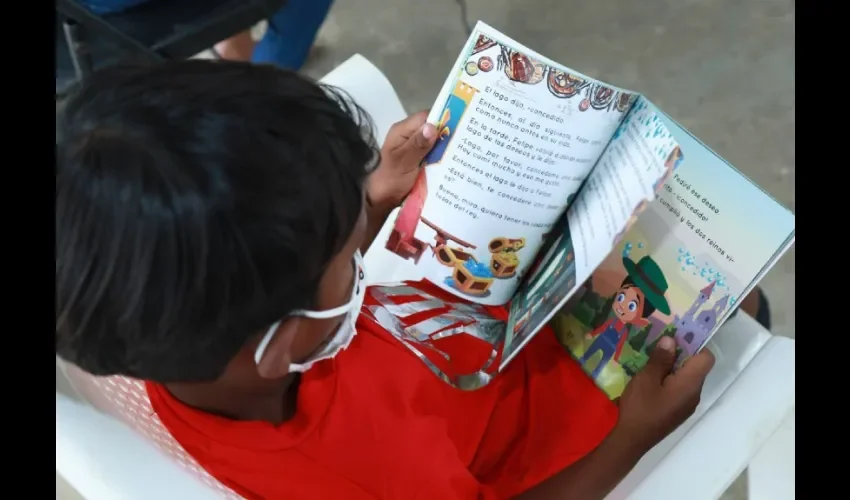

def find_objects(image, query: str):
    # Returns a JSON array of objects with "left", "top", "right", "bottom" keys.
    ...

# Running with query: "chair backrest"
[{"left": 58, "top": 360, "right": 242, "bottom": 499}]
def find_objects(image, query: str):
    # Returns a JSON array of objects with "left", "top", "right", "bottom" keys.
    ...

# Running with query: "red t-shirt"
[{"left": 146, "top": 280, "right": 618, "bottom": 499}]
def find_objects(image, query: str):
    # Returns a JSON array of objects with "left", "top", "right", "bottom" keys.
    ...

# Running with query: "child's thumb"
[
  {"left": 643, "top": 337, "right": 677, "bottom": 381},
  {"left": 399, "top": 123, "right": 437, "bottom": 166},
  {"left": 412, "top": 123, "right": 437, "bottom": 150}
]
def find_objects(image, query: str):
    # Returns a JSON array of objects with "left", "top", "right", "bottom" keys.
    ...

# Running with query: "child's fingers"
[
  {"left": 386, "top": 111, "right": 430, "bottom": 147},
  {"left": 397, "top": 124, "right": 437, "bottom": 166},
  {"left": 665, "top": 349, "right": 715, "bottom": 392},
  {"left": 641, "top": 336, "right": 677, "bottom": 383}
]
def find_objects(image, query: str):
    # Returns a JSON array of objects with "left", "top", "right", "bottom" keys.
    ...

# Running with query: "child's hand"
[
  {"left": 366, "top": 112, "right": 438, "bottom": 212},
  {"left": 612, "top": 337, "right": 715, "bottom": 454}
]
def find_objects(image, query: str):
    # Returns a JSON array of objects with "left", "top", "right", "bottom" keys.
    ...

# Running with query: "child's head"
[
  {"left": 56, "top": 61, "right": 379, "bottom": 384},
  {"left": 612, "top": 277, "right": 655, "bottom": 325}
]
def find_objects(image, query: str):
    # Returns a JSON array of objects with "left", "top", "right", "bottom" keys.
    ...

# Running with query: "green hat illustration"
[{"left": 622, "top": 255, "right": 671, "bottom": 315}]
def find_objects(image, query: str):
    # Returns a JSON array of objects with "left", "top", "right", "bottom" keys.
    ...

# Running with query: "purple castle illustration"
[{"left": 672, "top": 281, "right": 729, "bottom": 356}]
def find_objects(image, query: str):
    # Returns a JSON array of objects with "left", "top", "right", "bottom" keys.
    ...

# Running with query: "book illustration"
[
  {"left": 436, "top": 244, "right": 492, "bottom": 297},
  {"left": 553, "top": 251, "right": 680, "bottom": 398},
  {"left": 576, "top": 255, "right": 670, "bottom": 381},
  {"left": 487, "top": 237, "right": 526, "bottom": 278},
  {"left": 497, "top": 45, "right": 546, "bottom": 85},
  {"left": 465, "top": 55, "right": 496, "bottom": 76},
  {"left": 435, "top": 233, "right": 527, "bottom": 298},
  {"left": 672, "top": 279, "right": 729, "bottom": 357},
  {"left": 503, "top": 223, "right": 578, "bottom": 362},
  {"left": 385, "top": 174, "right": 430, "bottom": 262},
  {"left": 546, "top": 69, "right": 635, "bottom": 115},
  {"left": 546, "top": 69, "right": 588, "bottom": 98},
  {"left": 471, "top": 34, "right": 497, "bottom": 55},
  {"left": 615, "top": 92, "right": 636, "bottom": 113},
  {"left": 553, "top": 218, "right": 743, "bottom": 398},
  {"left": 385, "top": 81, "right": 477, "bottom": 263},
  {"left": 477, "top": 56, "right": 494, "bottom": 72},
  {"left": 428, "top": 81, "right": 478, "bottom": 166},
  {"left": 436, "top": 109, "right": 452, "bottom": 140}
]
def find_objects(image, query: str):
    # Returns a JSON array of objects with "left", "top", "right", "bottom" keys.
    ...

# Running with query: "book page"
[
  {"left": 383, "top": 22, "right": 638, "bottom": 306},
  {"left": 552, "top": 102, "right": 795, "bottom": 399},
  {"left": 502, "top": 98, "right": 681, "bottom": 367},
  {"left": 360, "top": 280, "right": 507, "bottom": 391}
]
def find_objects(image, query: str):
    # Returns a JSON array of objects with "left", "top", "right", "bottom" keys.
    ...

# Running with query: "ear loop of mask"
[
  {"left": 254, "top": 320, "right": 281, "bottom": 365},
  {"left": 294, "top": 301, "right": 354, "bottom": 319},
  {"left": 253, "top": 301, "right": 355, "bottom": 366},
  {"left": 253, "top": 253, "right": 363, "bottom": 366}
]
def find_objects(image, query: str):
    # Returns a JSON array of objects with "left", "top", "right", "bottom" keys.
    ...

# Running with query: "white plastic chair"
[{"left": 55, "top": 54, "right": 795, "bottom": 500}]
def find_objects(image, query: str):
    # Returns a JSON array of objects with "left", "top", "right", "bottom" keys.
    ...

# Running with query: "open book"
[{"left": 366, "top": 22, "right": 795, "bottom": 397}]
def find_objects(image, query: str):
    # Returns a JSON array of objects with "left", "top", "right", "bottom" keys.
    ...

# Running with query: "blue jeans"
[
  {"left": 80, "top": 0, "right": 334, "bottom": 70},
  {"left": 580, "top": 324, "right": 624, "bottom": 380}
]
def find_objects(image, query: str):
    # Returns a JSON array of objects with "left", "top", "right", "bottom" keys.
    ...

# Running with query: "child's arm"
[
  {"left": 516, "top": 338, "right": 715, "bottom": 500},
  {"left": 516, "top": 426, "right": 644, "bottom": 500}
]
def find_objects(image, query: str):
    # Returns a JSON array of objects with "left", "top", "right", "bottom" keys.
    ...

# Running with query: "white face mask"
[{"left": 254, "top": 251, "right": 366, "bottom": 374}]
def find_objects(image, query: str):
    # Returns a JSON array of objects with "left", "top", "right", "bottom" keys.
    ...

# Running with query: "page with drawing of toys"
[{"left": 382, "top": 21, "right": 639, "bottom": 306}]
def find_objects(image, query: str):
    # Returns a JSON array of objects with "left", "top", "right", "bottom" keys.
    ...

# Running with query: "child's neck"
[{"left": 165, "top": 373, "right": 301, "bottom": 425}]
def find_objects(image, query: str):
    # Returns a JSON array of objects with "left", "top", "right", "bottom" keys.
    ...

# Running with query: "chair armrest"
[
  {"left": 618, "top": 335, "right": 795, "bottom": 500},
  {"left": 318, "top": 54, "right": 407, "bottom": 148},
  {"left": 56, "top": 393, "right": 222, "bottom": 500}
]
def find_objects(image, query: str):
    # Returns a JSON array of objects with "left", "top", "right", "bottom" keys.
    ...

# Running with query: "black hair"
[
  {"left": 56, "top": 61, "right": 379, "bottom": 383},
  {"left": 620, "top": 277, "right": 656, "bottom": 318}
]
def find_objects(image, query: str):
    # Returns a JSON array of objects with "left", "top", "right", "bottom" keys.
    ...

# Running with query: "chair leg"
[
  {"left": 746, "top": 410, "right": 795, "bottom": 500},
  {"left": 63, "top": 19, "right": 95, "bottom": 80}
]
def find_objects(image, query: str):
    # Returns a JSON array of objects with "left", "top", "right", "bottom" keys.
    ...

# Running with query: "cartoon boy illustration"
[{"left": 579, "top": 255, "right": 670, "bottom": 380}]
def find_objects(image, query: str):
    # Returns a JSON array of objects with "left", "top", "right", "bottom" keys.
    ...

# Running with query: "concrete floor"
[{"left": 56, "top": 1, "right": 794, "bottom": 498}]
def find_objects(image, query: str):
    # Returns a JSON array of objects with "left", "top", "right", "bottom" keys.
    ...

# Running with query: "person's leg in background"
[
  {"left": 251, "top": 0, "right": 335, "bottom": 70},
  {"left": 78, "top": 0, "right": 149, "bottom": 15},
  {"left": 738, "top": 287, "right": 772, "bottom": 330},
  {"left": 80, "top": 0, "right": 263, "bottom": 63},
  {"left": 214, "top": 31, "right": 256, "bottom": 61},
  {"left": 729, "top": 287, "right": 772, "bottom": 330}
]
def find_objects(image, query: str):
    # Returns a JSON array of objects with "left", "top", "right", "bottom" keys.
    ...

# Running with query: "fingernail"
[
  {"left": 659, "top": 336, "right": 676, "bottom": 352},
  {"left": 421, "top": 123, "right": 436, "bottom": 139}
]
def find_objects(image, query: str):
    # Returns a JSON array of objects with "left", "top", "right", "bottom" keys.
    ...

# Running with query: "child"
[{"left": 56, "top": 61, "right": 714, "bottom": 500}]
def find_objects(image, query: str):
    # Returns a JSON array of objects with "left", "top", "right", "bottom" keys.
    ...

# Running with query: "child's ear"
[{"left": 256, "top": 317, "right": 301, "bottom": 380}]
